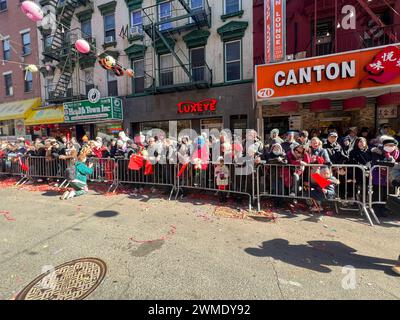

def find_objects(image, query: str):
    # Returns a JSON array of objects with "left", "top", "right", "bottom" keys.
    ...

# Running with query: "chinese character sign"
[{"left": 364, "top": 46, "right": 400, "bottom": 84}]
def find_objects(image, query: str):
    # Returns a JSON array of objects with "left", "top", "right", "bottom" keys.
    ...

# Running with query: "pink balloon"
[
  {"left": 21, "top": 1, "right": 44, "bottom": 22},
  {"left": 75, "top": 39, "right": 91, "bottom": 54}
]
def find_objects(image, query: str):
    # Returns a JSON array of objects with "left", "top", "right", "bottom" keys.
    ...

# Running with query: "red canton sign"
[{"left": 177, "top": 99, "right": 217, "bottom": 114}]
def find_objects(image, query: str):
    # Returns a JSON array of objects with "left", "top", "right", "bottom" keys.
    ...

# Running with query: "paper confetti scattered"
[{"left": 0, "top": 210, "right": 16, "bottom": 221}]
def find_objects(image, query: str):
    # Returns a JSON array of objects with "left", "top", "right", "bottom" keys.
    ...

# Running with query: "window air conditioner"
[
  {"left": 295, "top": 51, "right": 307, "bottom": 59},
  {"left": 130, "top": 26, "right": 143, "bottom": 37},
  {"left": 105, "top": 36, "right": 115, "bottom": 43}
]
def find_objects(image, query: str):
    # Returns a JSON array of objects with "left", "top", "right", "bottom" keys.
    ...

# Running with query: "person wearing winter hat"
[
  {"left": 281, "top": 131, "right": 297, "bottom": 154},
  {"left": 265, "top": 128, "right": 283, "bottom": 149},
  {"left": 370, "top": 136, "right": 399, "bottom": 217},
  {"left": 285, "top": 143, "right": 311, "bottom": 196}
]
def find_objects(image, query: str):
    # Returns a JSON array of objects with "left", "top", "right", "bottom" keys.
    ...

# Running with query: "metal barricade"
[
  {"left": 86, "top": 157, "right": 117, "bottom": 191},
  {"left": 27, "top": 156, "right": 68, "bottom": 184},
  {"left": 114, "top": 158, "right": 176, "bottom": 199},
  {"left": 0, "top": 154, "right": 28, "bottom": 185},
  {"left": 176, "top": 162, "right": 254, "bottom": 211},
  {"left": 369, "top": 164, "right": 400, "bottom": 216},
  {"left": 256, "top": 163, "right": 380, "bottom": 226}
]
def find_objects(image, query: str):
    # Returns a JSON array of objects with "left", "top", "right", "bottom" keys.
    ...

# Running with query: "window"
[
  {"left": 24, "top": 71, "right": 33, "bottom": 92},
  {"left": 132, "top": 59, "right": 145, "bottom": 93},
  {"left": 314, "top": 21, "right": 333, "bottom": 56},
  {"left": 190, "top": 47, "right": 205, "bottom": 81},
  {"left": 46, "top": 78, "right": 54, "bottom": 99},
  {"left": 159, "top": 54, "right": 173, "bottom": 86},
  {"left": 130, "top": 10, "right": 143, "bottom": 34},
  {"left": 104, "top": 14, "right": 116, "bottom": 43},
  {"left": 84, "top": 70, "right": 94, "bottom": 94},
  {"left": 0, "top": 0, "right": 7, "bottom": 11},
  {"left": 2, "top": 38, "right": 10, "bottom": 60},
  {"left": 4, "top": 73, "right": 13, "bottom": 96},
  {"left": 159, "top": 1, "right": 172, "bottom": 31},
  {"left": 21, "top": 32, "right": 31, "bottom": 55},
  {"left": 224, "top": 0, "right": 240, "bottom": 15},
  {"left": 43, "top": 35, "right": 53, "bottom": 51},
  {"left": 81, "top": 19, "right": 92, "bottom": 38},
  {"left": 189, "top": 0, "right": 203, "bottom": 23},
  {"left": 225, "top": 40, "right": 241, "bottom": 82},
  {"left": 107, "top": 70, "right": 118, "bottom": 96}
]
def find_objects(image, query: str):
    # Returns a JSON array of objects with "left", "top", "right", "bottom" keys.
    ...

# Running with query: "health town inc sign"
[
  {"left": 255, "top": 45, "right": 400, "bottom": 102},
  {"left": 64, "top": 97, "right": 123, "bottom": 123}
]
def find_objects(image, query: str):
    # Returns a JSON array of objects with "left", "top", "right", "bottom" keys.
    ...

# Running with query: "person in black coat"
[
  {"left": 347, "top": 137, "right": 372, "bottom": 198},
  {"left": 323, "top": 132, "right": 349, "bottom": 164}
]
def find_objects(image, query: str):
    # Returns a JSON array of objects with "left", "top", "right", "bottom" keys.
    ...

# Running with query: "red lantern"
[{"left": 34, "top": 126, "right": 40, "bottom": 131}]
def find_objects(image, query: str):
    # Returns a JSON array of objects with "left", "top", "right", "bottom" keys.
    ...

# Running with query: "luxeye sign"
[{"left": 64, "top": 97, "right": 123, "bottom": 123}]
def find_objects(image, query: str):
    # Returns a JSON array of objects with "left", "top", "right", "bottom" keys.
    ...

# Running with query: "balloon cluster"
[{"left": 21, "top": 1, "right": 135, "bottom": 78}]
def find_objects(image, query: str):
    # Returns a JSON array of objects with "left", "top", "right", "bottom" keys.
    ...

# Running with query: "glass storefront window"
[
  {"left": 0, "top": 120, "right": 15, "bottom": 136},
  {"left": 95, "top": 123, "right": 124, "bottom": 139},
  {"left": 140, "top": 120, "right": 191, "bottom": 139}
]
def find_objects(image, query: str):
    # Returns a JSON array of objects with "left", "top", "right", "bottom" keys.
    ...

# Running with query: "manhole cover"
[{"left": 15, "top": 258, "right": 107, "bottom": 300}]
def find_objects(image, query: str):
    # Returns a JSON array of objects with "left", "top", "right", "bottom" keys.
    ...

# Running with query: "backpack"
[{"left": 65, "top": 166, "right": 76, "bottom": 181}]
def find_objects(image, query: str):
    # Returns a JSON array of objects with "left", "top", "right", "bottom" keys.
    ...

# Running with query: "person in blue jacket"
[{"left": 61, "top": 153, "right": 93, "bottom": 200}]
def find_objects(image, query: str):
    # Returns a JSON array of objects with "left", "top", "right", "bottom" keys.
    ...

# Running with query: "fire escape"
[
  {"left": 141, "top": 0, "right": 212, "bottom": 93},
  {"left": 40, "top": 0, "right": 94, "bottom": 103}
]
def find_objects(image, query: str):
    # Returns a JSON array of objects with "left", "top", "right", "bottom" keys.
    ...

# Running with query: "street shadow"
[
  {"left": 245, "top": 239, "right": 399, "bottom": 276},
  {"left": 94, "top": 210, "right": 119, "bottom": 218},
  {"left": 41, "top": 191, "right": 61, "bottom": 197}
]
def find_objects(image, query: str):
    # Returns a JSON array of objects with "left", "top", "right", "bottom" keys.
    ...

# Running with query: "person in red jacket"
[{"left": 285, "top": 142, "right": 311, "bottom": 196}]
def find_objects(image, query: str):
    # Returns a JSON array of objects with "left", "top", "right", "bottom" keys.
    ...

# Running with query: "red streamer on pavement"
[
  {"left": 129, "top": 225, "right": 176, "bottom": 244},
  {"left": 0, "top": 210, "right": 16, "bottom": 221}
]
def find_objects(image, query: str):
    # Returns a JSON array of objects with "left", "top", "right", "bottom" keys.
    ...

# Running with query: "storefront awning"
[
  {"left": 25, "top": 105, "right": 65, "bottom": 126},
  {"left": 310, "top": 99, "right": 331, "bottom": 112},
  {"left": 343, "top": 96, "right": 367, "bottom": 111},
  {"left": 377, "top": 92, "right": 400, "bottom": 106},
  {"left": 280, "top": 101, "right": 299, "bottom": 113},
  {"left": 0, "top": 98, "right": 41, "bottom": 121}
]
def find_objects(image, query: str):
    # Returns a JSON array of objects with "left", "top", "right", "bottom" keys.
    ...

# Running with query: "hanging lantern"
[
  {"left": 21, "top": 1, "right": 44, "bottom": 22},
  {"left": 99, "top": 58, "right": 112, "bottom": 70},
  {"left": 75, "top": 39, "right": 91, "bottom": 54},
  {"left": 113, "top": 64, "right": 124, "bottom": 76},
  {"left": 103, "top": 55, "right": 116, "bottom": 68},
  {"left": 34, "top": 126, "right": 40, "bottom": 131},
  {"left": 125, "top": 68, "right": 135, "bottom": 78}
]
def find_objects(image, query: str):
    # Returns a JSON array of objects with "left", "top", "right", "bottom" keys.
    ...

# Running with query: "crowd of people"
[{"left": 0, "top": 124, "right": 400, "bottom": 208}]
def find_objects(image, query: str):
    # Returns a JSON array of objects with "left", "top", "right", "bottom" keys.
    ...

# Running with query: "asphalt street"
[{"left": 0, "top": 186, "right": 399, "bottom": 300}]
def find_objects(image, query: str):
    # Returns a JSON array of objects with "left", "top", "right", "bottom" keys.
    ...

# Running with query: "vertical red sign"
[
  {"left": 264, "top": 0, "right": 271, "bottom": 63},
  {"left": 273, "top": 0, "right": 284, "bottom": 61}
]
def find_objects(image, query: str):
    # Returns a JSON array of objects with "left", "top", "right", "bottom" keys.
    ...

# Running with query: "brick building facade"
[{"left": 0, "top": 0, "right": 41, "bottom": 138}]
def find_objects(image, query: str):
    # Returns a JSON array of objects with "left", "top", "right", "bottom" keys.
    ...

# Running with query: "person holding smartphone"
[{"left": 61, "top": 153, "right": 94, "bottom": 200}]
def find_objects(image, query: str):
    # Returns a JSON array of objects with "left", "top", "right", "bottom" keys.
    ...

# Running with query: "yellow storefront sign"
[
  {"left": 0, "top": 98, "right": 41, "bottom": 121},
  {"left": 25, "top": 105, "right": 65, "bottom": 125}
]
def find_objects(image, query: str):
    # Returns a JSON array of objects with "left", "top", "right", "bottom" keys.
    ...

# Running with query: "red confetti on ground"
[
  {"left": 0, "top": 178, "right": 19, "bottom": 188},
  {"left": 258, "top": 210, "right": 278, "bottom": 222},
  {"left": 0, "top": 210, "right": 15, "bottom": 221},
  {"left": 129, "top": 225, "right": 176, "bottom": 244}
]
